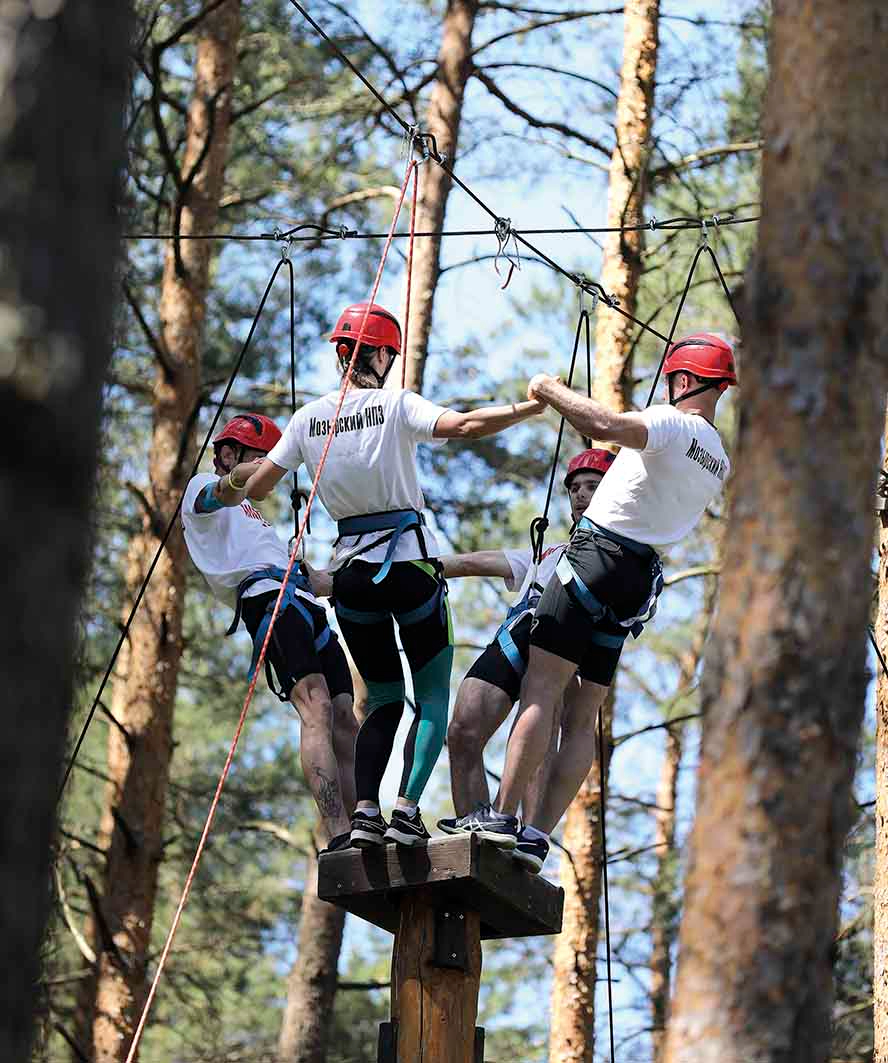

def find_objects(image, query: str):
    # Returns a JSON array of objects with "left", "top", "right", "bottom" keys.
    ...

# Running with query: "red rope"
[
  {"left": 124, "top": 155, "right": 418, "bottom": 1063},
  {"left": 400, "top": 161, "right": 419, "bottom": 388}
]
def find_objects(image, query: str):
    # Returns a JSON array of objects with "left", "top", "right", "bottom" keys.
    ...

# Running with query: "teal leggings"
[{"left": 333, "top": 559, "right": 453, "bottom": 804}]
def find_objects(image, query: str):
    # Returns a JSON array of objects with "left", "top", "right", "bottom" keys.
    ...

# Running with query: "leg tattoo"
[{"left": 314, "top": 767, "right": 343, "bottom": 820}]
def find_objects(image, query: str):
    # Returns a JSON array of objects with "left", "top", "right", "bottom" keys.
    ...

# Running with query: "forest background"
[{"left": 37, "top": 1, "right": 879, "bottom": 1062}]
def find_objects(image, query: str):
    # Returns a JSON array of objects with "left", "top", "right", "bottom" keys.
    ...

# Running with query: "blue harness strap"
[
  {"left": 336, "top": 508, "right": 428, "bottom": 584},
  {"left": 227, "top": 565, "right": 329, "bottom": 699},
  {"left": 556, "top": 547, "right": 663, "bottom": 642},
  {"left": 335, "top": 571, "right": 447, "bottom": 630},
  {"left": 492, "top": 581, "right": 543, "bottom": 676},
  {"left": 496, "top": 624, "right": 527, "bottom": 673}
]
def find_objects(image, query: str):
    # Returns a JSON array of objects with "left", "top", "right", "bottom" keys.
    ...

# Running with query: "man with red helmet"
[
  {"left": 450, "top": 332, "right": 737, "bottom": 867},
  {"left": 241, "top": 303, "right": 545, "bottom": 849},
  {"left": 436, "top": 449, "right": 614, "bottom": 871},
  {"left": 182, "top": 413, "right": 357, "bottom": 851}
]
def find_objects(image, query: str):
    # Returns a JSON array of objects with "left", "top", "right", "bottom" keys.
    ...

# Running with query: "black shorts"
[
  {"left": 465, "top": 613, "right": 532, "bottom": 704},
  {"left": 530, "top": 524, "right": 657, "bottom": 687},
  {"left": 240, "top": 590, "right": 353, "bottom": 700}
]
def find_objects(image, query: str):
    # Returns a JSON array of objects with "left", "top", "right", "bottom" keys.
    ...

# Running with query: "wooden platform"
[{"left": 317, "top": 833, "right": 563, "bottom": 940}]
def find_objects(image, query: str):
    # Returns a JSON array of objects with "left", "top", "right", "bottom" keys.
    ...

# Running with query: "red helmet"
[
  {"left": 330, "top": 302, "right": 401, "bottom": 355},
  {"left": 213, "top": 413, "right": 281, "bottom": 453},
  {"left": 564, "top": 448, "right": 616, "bottom": 487},
  {"left": 663, "top": 332, "right": 737, "bottom": 392}
]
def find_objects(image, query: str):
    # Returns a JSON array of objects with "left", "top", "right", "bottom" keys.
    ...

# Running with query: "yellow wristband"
[{"left": 227, "top": 470, "right": 247, "bottom": 491}]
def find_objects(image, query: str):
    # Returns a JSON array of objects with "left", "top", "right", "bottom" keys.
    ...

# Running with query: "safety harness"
[
  {"left": 226, "top": 565, "right": 329, "bottom": 701},
  {"left": 556, "top": 518, "right": 664, "bottom": 642},
  {"left": 334, "top": 562, "right": 448, "bottom": 630},
  {"left": 494, "top": 568, "right": 549, "bottom": 674},
  {"left": 335, "top": 507, "right": 430, "bottom": 584}
]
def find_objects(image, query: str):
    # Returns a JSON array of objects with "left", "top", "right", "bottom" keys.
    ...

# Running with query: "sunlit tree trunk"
[
  {"left": 277, "top": 830, "right": 346, "bottom": 1063},
  {"left": 593, "top": 0, "right": 660, "bottom": 407},
  {"left": 664, "top": 3, "right": 888, "bottom": 1060},
  {"left": 650, "top": 592, "right": 713, "bottom": 1063},
  {"left": 401, "top": 0, "right": 479, "bottom": 394},
  {"left": 548, "top": 693, "right": 612, "bottom": 1063},
  {"left": 0, "top": 3, "right": 130, "bottom": 1061},
  {"left": 76, "top": 6, "right": 241, "bottom": 1060},
  {"left": 874, "top": 402, "right": 888, "bottom": 1063},
  {"left": 548, "top": 6, "right": 659, "bottom": 1061}
]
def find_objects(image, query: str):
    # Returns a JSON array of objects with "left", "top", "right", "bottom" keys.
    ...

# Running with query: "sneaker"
[
  {"left": 442, "top": 803, "right": 519, "bottom": 849},
  {"left": 513, "top": 831, "right": 549, "bottom": 873},
  {"left": 319, "top": 832, "right": 353, "bottom": 856},
  {"left": 384, "top": 808, "right": 431, "bottom": 846},
  {"left": 350, "top": 810, "right": 389, "bottom": 848}
]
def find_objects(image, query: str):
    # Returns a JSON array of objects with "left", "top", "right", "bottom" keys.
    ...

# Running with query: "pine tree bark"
[
  {"left": 401, "top": 0, "right": 479, "bottom": 394},
  {"left": 548, "top": 693, "right": 612, "bottom": 1063},
  {"left": 650, "top": 596, "right": 713, "bottom": 1063},
  {"left": 0, "top": 4, "right": 130, "bottom": 1061},
  {"left": 593, "top": 0, "right": 659, "bottom": 408},
  {"left": 77, "top": 6, "right": 241, "bottom": 1061},
  {"left": 548, "top": 7, "right": 659, "bottom": 1061},
  {"left": 874, "top": 404, "right": 888, "bottom": 1063},
  {"left": 277, "top": 833, "right": 346, "bottom": 1063},
  {"left": 664, "top": 4, "right": 888, "bottom": 1060}
]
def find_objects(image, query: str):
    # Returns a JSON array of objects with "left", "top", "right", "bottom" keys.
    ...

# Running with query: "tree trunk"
[
  {"left": 548, "top": 7, "right": 659, "bottom": 1061},
  {"left": 548, "top": 694, "right": 612, "bottom": 1063},
  {"left": 664, "top": 4, "right": 888, "bottom": 1060},
  {"left": 650, "top": 596, "right": 713, "bottom": 1063},
  {"left": 0, "top": 5, "right": 130, "bottom": 1062},
  {"left": 874, "top": 403, "right": 888, "bottom": 1063},
  {"left": 277, "top": 832, "right": 346, "bottom": 1063},
  {"left": 77, "top": 6, "right": 241, "bottom": 1061},
  {"left": 592, "top": 0, "right": 659, "bottom": 410},
  {"left": 401, "top": 0, "right": 480, "bottom": 394}
]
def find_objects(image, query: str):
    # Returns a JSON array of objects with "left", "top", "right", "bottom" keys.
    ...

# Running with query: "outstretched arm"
[
  {"left": 244, "top": 457, "right": 289, "bottom": 501},
  {"left": 439, "top": 550, "right": 513, "bottom": 580},
  {"left": 194, "top": 459, "right": 265, "bottom": 512},
  {"left": 529, "top": 374, "right": 648, "bottom": 450},
  {"left": 432, "top": 397, "right": 545, "bottom": 440}
]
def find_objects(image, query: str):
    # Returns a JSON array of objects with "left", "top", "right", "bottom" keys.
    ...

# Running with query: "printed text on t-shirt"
[
  {"left": 685, "top": 438, "right": 728, "bottom": 481},
  {"left": 309, "top": 406, "right": 385, "bottom": 438}
]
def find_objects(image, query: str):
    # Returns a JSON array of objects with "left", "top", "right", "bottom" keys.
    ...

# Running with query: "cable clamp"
[
  {"left": 699, "top": 217, "right": 709, "bottom": 247},
  {"left": 494, "top": 217, "right": 521, "bottom": 290},
  {"left": 648, "top": 216, "right": 659, "bottom": 231},
  {"left": 338, "top": 225, "right": 350, "bottom": 240}
]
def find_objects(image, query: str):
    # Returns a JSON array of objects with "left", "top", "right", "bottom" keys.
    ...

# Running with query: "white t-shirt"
[
  {"left": 182, "top": 473, "right": 312, "bottom": 609},
  {"left": 585, "top": 405, "right": 730, "bottom": 548},
  {"left": 268, "top": 387, "right": 448, "bottom": 568},
  {"left": 503, "top": 542, "right": 568, "bottom": 606}
]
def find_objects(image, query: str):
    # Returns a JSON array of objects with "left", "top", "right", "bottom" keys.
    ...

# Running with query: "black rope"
[
  {"left": 530, "top": 306, "right": 592, "bottom": 561},
  {"left": 869, "top": 625, "right": 888, "bottom": 680},
  {"left": 58, "top": 258, "right": 291, "bottom": 801},
  {"left": 598, "top": 705, "right": 617, "bottom": 1063},
  {"left": 122, "top": 214, "right": 760, "bottom": 243},
  {"left": 644, "top": 240, "right": 740, "bottom": 408}
]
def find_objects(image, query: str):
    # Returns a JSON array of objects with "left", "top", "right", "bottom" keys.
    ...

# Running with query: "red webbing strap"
[{"left": 124, "top": 156, "right": 418, "bottom": 1063}]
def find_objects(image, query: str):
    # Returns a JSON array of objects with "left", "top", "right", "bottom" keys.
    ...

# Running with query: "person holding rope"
[
  {"left": 182, "top": 413, "right": 357, "bottom": 852},
  {"left": 449, "top": 333, "right": 737, "bottom": 868},
  {"left": 436, "top": 449, "right": 615, "bottom": 871},
  {"left": 242, "top": 302, "right": 546, "bottom": 847}
]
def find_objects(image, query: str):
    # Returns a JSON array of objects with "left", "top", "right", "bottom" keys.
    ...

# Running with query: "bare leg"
[
  {"left": 289, "top": 673, "right": 352, "bottom": 842},
  {"left": 522, "top": 677, "right": 572, "bottom": 826},
  {"left": 528, "top": 678, "right": 608, "bottom": 834},
  {"left": 331, "top": 691, "right": 358, "bottom": 816},
  {"left": 447, "top": 677, "right": 513, "bottom": 816},
  {"left": 495, "top": 645, "right": 578, "bottom": 816}
]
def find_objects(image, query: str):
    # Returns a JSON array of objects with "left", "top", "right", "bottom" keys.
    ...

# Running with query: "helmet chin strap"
[
  {"left": 367, "top": 350, "right": 397, "bottom": 388},
  {"left": 668, "top": 375, "right": 723, "bottom": 406}
]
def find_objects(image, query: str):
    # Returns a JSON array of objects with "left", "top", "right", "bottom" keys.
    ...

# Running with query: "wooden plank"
[{"left": 318, "top": 833, "right": 563, "bottom": 940}]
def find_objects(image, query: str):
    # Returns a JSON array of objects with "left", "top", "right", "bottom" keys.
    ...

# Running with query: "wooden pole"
[{"left": 389, "top": 889, "right": 482, "bottom": 1063}]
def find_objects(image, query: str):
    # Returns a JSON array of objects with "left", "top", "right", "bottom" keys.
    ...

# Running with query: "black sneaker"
[
  {"left": 350, "top": 810, "right": 389, "bottom": 848},
  {"left": 320, "top": 832, "right": 353, "bottom": 855},
  {"left": 513, "top": 831, "right": 549, "bottom": 873},
  {"left": 445, "top": 803, "right": 519, "bottom": 849},
  {"left": 384, "top": 808, "right": 431, "bottom": 846}
]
